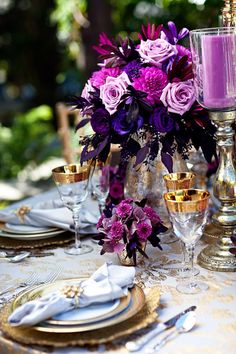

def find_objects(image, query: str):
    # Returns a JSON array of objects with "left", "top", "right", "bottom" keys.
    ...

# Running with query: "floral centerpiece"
[
  {"left": 72, "top": 21, "right": 216, "bottom": 172},
  {"left": 95, "top": 198, "right": 167, "bottom": 265}
]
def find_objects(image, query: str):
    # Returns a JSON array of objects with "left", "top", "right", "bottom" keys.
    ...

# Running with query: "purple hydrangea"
[
  {"left": 143, "top": 206, "right": 162, "bottom": 224},
  {"left": 133, "top": 67, "right": 168, "bottom": 106},
  {"left": 123, "top": 60, "right": 142, "bottom": 80}
]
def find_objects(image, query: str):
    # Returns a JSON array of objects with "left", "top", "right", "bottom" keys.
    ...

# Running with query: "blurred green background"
[{"left": 0, "top": 0, "right": 222, "bottom": 187}]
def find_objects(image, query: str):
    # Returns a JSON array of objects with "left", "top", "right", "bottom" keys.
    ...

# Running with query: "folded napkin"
[
  {"left": 0, "top": 189, "right": 99, "bottom": 232},
  {"left": 8, "top": 263, "right": 135, "bottom": 327}
]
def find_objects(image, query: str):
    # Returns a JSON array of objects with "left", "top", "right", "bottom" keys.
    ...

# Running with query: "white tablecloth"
[{"left": 0, "top": 193, "right": 235, "bottom": 354}]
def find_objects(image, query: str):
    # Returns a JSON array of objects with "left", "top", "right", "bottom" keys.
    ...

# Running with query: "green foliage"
[{"left": 0, "top": 106, "right": 60, "bottom": 179}]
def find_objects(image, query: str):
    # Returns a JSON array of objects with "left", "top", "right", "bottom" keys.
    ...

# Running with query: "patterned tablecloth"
[{"left": 0, "top": 197, "right": 235, "bottom": 354}]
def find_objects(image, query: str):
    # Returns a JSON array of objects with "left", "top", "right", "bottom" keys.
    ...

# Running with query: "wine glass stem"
[
  {"left": 73, "top": 206, "right": 82, "bottom": 249},
  {"left": 185, "top": 243, "right": 196, "bottom": 288},
  {"left": 99, "top": 201, "right": 106, "bottom": 216}
]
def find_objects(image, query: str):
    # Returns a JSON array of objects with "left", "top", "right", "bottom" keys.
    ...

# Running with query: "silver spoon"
[
  {"left": 145, "top": 311, "right": 196, "bottom": 353},
  {"left": 8, "top": 252, "right": 31, "bottom": 263}
]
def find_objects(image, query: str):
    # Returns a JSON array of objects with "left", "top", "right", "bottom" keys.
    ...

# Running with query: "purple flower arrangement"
[
  {"left": 95, "top": 198, "right": 167, "bottom": 264},
  {"left": 72, "top": 22, "right": 217, "bottom": 171}
]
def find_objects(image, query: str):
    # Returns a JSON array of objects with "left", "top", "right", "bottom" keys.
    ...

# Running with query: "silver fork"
[
  {"left": 0, "top": 266, "right": 62, "bottom": 297},
  {"left": 0, "top": 273, "right": 39, "bottom": 297}
]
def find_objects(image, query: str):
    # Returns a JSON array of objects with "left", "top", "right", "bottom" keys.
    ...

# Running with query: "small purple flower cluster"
[
  {"left": 96, "top": 198, "right": 167, "bottom": 264},
  {"left": 73, "top": 22, "right": 216, "bottom": 172}
]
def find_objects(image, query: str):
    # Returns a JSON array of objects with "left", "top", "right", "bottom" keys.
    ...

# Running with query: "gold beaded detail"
[
  {"left": 61, "top": 285, "right": 83, "bottom": 307},
  {"left": 14, "top": 205, "right": 31, "bottom": 223}
]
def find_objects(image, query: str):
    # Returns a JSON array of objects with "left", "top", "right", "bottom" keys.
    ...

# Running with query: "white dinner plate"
[
  {"left": 0, "top": 229, "right": 66, "bottom": 240},
  {"left": 4, "top": 223, "right": 59, "bottom": 234}
]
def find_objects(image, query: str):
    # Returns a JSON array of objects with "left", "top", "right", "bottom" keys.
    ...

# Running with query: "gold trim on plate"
[{"left": 0, "top": 287, "right": 160, "bottom": 347}]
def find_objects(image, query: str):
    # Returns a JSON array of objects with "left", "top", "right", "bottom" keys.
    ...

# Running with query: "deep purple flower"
[
  {"left": 161, "top": 21, "right": 189, "bottom": 45},
  {"left": 124, "top": 60, "right": 142, "bottom": 80},
  {"left": 109, "top": 182, "right": 124, "bottom": 199},
  {"left": 91, "top": 67, "right": 121, "bottom": 89},
  {"left": 112, "top": 109, "right": 144, "bottom": 135},
  {"left": 91, "top": 108, "right": 110, "bottom": 136},
  {"left": 136, "top": 220, "right": 152, "bottom": 241},
  {"left": 132, "top": 67, "right": 168, "bottom": 106},
  {"left": 150, "top": 107, "right": 174, "bottom": 133}
]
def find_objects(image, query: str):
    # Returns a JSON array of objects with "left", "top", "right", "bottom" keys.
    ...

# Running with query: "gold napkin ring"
[
  {"left": 13, "top": 205, "right": 31, "bottom": 223},
  {"left": 61, "top": 285, "right": 83, "bottom": 308}
]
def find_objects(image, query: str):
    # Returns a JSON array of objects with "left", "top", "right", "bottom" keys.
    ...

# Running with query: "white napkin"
[
  {"left": 8, "top": 263, "right": 135, "bottom": 327},
  {"left": 0, "top": 189, "right": 99, "bottom": 232}
]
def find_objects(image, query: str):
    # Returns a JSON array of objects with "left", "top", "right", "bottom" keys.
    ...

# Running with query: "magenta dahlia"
[
  {"left": 91, "top": 67, "right": 121, "bottom": 89},
  {"left": 132, "top": 67, "right": 168, "bottom": 105}
]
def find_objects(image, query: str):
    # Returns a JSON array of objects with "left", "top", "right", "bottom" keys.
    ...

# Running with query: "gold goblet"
[
  {"left": 52, "top": 164, "right": 93, "bottom": 255},
  {"left": 163, "top": 172, "right": 198, "bottom": 276},
  {"left": 163, "top": 172, "right": 195, "bottom": 192},
  {"left": 164, "top": 189, "right": 210, "bottom": 294}
]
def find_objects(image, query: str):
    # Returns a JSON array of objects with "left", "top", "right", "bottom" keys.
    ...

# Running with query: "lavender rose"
[
  {"left": 150, "top": 107, "right": 174, "bottom": 133},
  {"left": 137, "top": 39, "right": 177, "bottom": 67},
  {"left": 100, "top": 72, "right": 131, "bottom": 115},
  {"left": 91, "top": 108, "right": 110, "bottom": 135},
  {"left": 160, "top": 80, "right": 195, "bottom": 115}
]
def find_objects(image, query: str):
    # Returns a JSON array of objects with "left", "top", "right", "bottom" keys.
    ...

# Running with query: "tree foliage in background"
[{"left": 0, "top": 105, "right": 60, "bottom": 179}]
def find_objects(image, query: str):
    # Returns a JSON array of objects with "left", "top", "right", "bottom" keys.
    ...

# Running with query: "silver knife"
[{"left": 125, "top": 305, "right": 197, "bottom": 352}]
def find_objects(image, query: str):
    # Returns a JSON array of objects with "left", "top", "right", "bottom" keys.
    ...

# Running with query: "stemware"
[
  {"left": 164, "top": 189, "right": 210, "bottom": 294},
  {"left": 163, "top": 172, "right": 199, "bottom": 276},
  {"left": 52, "top": 164, "right": 93, "bottom": 255},
  {"left": 91, "top": 160, "right": 110, "bottom": 215}
]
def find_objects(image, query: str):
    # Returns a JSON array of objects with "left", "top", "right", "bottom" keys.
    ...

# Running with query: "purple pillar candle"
[{"left": 202, "top": 34, "right": 236, "bottom": 109}]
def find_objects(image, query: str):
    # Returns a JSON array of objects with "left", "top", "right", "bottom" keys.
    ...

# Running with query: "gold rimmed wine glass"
[
  {"left": 163, "top": 172, "right": 199, "bottom": 276},
  {"left": 91, "top": 159, "right": 110, "bottom": 215},
  {"left": 52, "top": 164, "right": 93, "bottom": 256},
  {"left": 163, "top": 172, "right": 195, "bottom": 191},
  {"left": 164, "top": 189, "right": 210, "bottom": 294}
]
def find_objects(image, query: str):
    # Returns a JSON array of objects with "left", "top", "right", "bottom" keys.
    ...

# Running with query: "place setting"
[{"left": 0, "top": 262, "right": 160, "bottom": 348}]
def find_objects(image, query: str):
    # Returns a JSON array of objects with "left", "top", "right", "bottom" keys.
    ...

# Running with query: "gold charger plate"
[
  {"left": 0, "top": 231, "right": 74, "bottom": 250},
  {"left": 0, "top": 287, "right": 160, "bottom": 347},
  {"left": 11, "top": 278, "right": 131, "bottom": 327}
]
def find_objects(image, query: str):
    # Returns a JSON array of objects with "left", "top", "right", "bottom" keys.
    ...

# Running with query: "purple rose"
[
  {"left": 150, "top": 107, "right": 174, "bottom": 133},
  {"left": 160, "top": 80, "right": 195, "bottom": 115},
  {"left": 100, "top": 72, "right": 131, "bottom": 115},
  {"left": 91, "top": 108, "right": 110, "bottom": 135},
  {"left": 137, "top": 39, "right": 177, "bottom": 68},
  {"left": 112, "top": 109, "right": 144, "bottom": 136}
]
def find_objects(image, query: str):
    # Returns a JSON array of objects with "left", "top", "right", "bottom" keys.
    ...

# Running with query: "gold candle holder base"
[
  {"left": 198, "top": 237, "right": 236, "bottom": 272},
  {"left": 198, "top": 111, "right": 236, "bottom": 272},
  {"left": 202, "top": 223, "right": 223, "bottom": 244}
]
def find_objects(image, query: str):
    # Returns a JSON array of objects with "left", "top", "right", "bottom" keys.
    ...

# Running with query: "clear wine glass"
[
  {"left": 91, "top": 161, "right": 110, "bottom": 215},
  {"left": 163, "top": 172, "right": 199, "bottom": 277},
  {"left": 164, "top": 189, "right": 210, "bottom": 294},
  {"left": 52, "top": 164, "right": 93, "bottom": 256}
]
